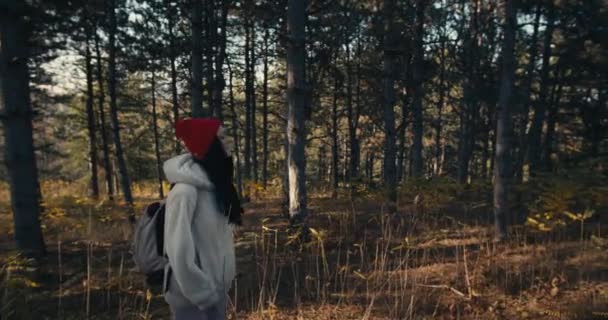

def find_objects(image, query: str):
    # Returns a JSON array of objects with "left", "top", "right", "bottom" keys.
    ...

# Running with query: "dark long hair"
[{"left": 195, "top": 137, "right": 243, "bottom": 225}]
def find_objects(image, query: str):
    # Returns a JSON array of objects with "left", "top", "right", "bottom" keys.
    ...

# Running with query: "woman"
[{"left": 163, "top": 118, "right": 243, "bottom": 320}]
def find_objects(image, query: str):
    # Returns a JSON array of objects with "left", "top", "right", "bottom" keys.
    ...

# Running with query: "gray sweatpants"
[{"left": 171, "top": 297, "right": 227, "bottom": 320}]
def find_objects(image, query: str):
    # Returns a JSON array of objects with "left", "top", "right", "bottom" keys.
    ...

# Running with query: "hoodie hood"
[{"left": 163, "top": 154, "right": 213, "bottom": 189}]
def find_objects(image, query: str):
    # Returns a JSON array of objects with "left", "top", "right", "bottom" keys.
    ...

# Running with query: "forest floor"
[{"left": 0, "top": 182, "right": 607, "bottom": 319}]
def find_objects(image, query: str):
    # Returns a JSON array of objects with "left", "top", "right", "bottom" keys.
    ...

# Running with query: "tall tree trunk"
[
  {"left": 94, "top": 27, "right": 114, "bottom": 200},
  {"left": 227, "top": 61, "right": 243, "bottom": 195},
  {"left": 214, "top": 0, "right": 229, "bottom": 119},
  {"left": 191, "top": 0, "right": 204, "bottom": 117},
  {"left": 514, "top": 3, "right": 541, "bottom": 182},
  {"left": 331, "top": 62, "right": 340, "bottom": 198},
  {"left": 0, "top": 1, "right": 46, "bottom": 256},
  {"left": 397, "top": 95, "right": 409, "bottom": 181},
  {"left": 205, "top": 0, "right": 216, "bottom": 115},
  {"left": 84, "top": 26, "right": 99, "bottom": 198},
  {"left": 435, "top": 36, "right": 446, "bottom": 176},
  {"left": 244, "top": 21, "right": 252, "bottom": 181},
  {"left": 107, "top": 0, "right": 134, "bottom": 214},
  {"left": 581, "top": 88, "right": 602, "bottom": 158},
  {"left": 286, "top": 0, "right": 308, "bottom": 223},
  {"left": 481, "top": 107, "right": 490, "bottom": 180},
  {"left": 262, "top": 26, "right": 270, "bottom": 188},
  {"left": 457, "top": 0, "right": 479, "bottom": 184},
  {"left": 348, "top": 28, "right": 362, "bottom": 184},
  {"left": 317, "top": 146, "right": 326, "bottom": 183},
  {"left": 345, "top": 44, "right": 356, "bottom": 183},
  {"left": 527, "top": 3, "right": 555, "bottom": 175},
  {"left": 411, "top": 0, "right": 426, "bottom": 178},
  {"left": 543, "top": 77, "right": 562, "bottom": 169},
  {"left": 368, "top": 152, "right": 375, "bottom": 185},
  {"left": 167, "top": 6, "right": 180, "bottom": 153},
  {"left": 382, "top": 0, "right": 398, "bottom": 209},
  {"left": 250, "top": 21, "right": 258, "bottom": 183},
  {"left": 493, "top": 0, "right": 517, "bottom": 241},
  {"left": 151, "top": 70, "right": 164, "bottom": 199}
]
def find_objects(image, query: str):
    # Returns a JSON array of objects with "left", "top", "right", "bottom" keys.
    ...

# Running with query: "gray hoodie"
[{"left": 162, "top": 154, "right": 236, "bottom": 310}]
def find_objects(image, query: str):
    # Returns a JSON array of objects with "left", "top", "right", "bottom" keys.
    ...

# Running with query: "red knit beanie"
[{"left": 175, "top": 118, "right": 222, "bottom": 160}]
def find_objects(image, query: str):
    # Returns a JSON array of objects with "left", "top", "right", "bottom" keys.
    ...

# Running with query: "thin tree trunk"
[
  {"left": 227, "top": 61, "right": 243, "bottom": 196},
  {"left": 167, "top": 7, "right": 180, "bottom": 153},
  {"left": 481, "top": 108, "right": 490, "bottom": 180},
  {"left": 397, "top": 97, "right": 409, "bottom": 181},
  {"left": 317, "top": 146, "right": 326, "bottom": 183},
  {"left": 191, "top": 0, "right": 204, "bottom": 117},
  {"left": 348, "top": 27, "right": 361, "bottom": 185},
  {"left": 205, "top": 0, "right": 216, "bottom": 115},
  {"left": 382, "top": 0, "right": 398, "bottom": 209},
  {"left": 368, "top": 152, "right": 375, "bottom": 185},
  {"left": 458, "top": 0, "right": 479, "bottom": 184},
  {"left": 411, "top": 0, "right": 426, "bottom": 178},
  {"left": 527, "top": 3, "right": 555, "bottom": 175},
  {"left": 84, "top": 26, "right": 99, "bottom": 198},
  {"left": 286, "top": 0, "right": 308, "bottom": 223},
  {"left": 435, "top": 28, "right": 447, "bottom": 176},
  {"left": 94, "top": 27, "right": 114, "bottom": 200},
  {"left": 331, "top": 61, "right": 340, "bottom": 198},
  {"left": 345, "top": 45, "right": 357, "bottom": 184},
  {"left": 0, "top": 1, "right": 46, "bottom": 256},
  {"left": 262, "top": 26, "right": 270, "bottom": 188},
  {"left": 398, "top": 28, "right": 412, "bottom": 183},
  {"left": 586, "top": 89, "right": 605, "bottom": 157},
  {"left": 107, "top": 0, "right": 134, "bottom": 215},
  {"left": 543, "top": 78, "right": 562, "bottom": 169},
  {"left": 514, "top": 3, "right": 541, "bottom": 182},
  {"left": 151, "top": 70, "right": 164, "bottom": 199},
  {"left": 214, "top": 0, "right": 228, "bottom": 119},
  {"left": 244, "top": 21, "right": 252, "bottom": 181},
  {"left": 493, "top": 0, "right": 517, "bottom": 241},
  {"left": 251, "top": 21, "right": 258, "bottom": 183}
]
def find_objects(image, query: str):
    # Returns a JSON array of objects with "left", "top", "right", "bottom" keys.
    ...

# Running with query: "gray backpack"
[{"left": 132, "top": 201, "right": 167, "bottom": 288}]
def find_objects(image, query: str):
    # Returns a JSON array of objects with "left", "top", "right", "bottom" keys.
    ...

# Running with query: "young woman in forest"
[{"left": 162, "top": 118, "right": 243, "bottom": 320}]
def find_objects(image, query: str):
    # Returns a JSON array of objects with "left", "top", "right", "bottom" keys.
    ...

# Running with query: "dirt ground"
[{"left": 1, "top": 192, "right": 607, "bottom": 319}]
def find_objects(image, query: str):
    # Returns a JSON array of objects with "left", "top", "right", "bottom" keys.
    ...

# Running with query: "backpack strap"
[{"left": 155, "top": 202, "right": 166, "bottom": 257}]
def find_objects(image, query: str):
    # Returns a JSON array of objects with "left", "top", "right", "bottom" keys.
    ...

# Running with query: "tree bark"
[
  {"left": 0, "top": 1, "right": 46, "bottom": 256},
  {"left": 435, "top": 34, "right": 446, "bottom": 176},
  {"left": 348, "top": 27, "right": 361, "bottom": 184},
  {"left": 227, "top": 61, "right": 243, "bottom": 195},
  {"left": 167, "top": 5, "right": 180, "bottom": 153},
  {"left": 457, "top": 0, "right": 479, "bottom": 184},
  {"left": 527, "top": 3, "right": 555, "bottom": 175},
  {"left": 317, "top": 146, "right": 326, "bottom": 183},
  {"left": 107, "top": 0, "right": 134, "bottom": 214},
  {"left": 411, "top": 0, "right": 426, "bottom": 178},
  {"left": 244, "top": 21, "right": 252, "bottom": 181},
  {"left": 151, "top": 70, "right": 164, "bottom": 199},
  {"left": 213, "top": 0, "right": 229, "bottom": 119},
  {"left": 286, "top": 0, "right": 308, "bottom": 223},
  {"left": 331, "top": 61, "right": 340, "bottom": 198},
  {"left": 382, "top": 0, "right": 398, "bottom": 209},
  {"left": 262, "top": 26, "right": 270, "bottom": 188},
  {"left": 250, "top": 21, "right": 258, "bottom": 183},
  {"left": 204, "top": 0, "right": 216, "bottom": 115},
  {"left": 543, "top": 78, "right": 562, "bottom": 169},
  {"left": 514, "top": 3, "right": 541, "bottom": 182},
  {"left": 94, "top": 26, "right": 114, "bottom": 200},
  {"left": 84, "top": 24, "right": 99, "bottom": 198},
  {"left": 493, "top": 0, "right": 517, "bottom": 241},
  {"left": 191, "top": 0, "right": 205, "bottom": 117}
]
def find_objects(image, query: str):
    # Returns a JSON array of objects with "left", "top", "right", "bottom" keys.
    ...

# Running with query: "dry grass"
[{"left": 0, "top": 181, "right": 607, "bottom": 319}]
